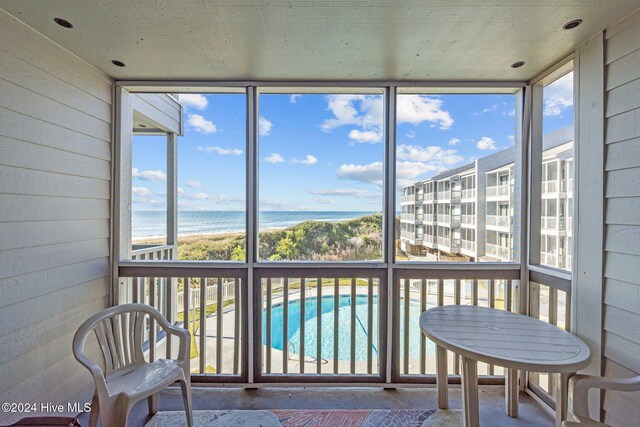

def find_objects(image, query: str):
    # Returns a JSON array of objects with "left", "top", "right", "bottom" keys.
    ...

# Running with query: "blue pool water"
[{"left": 263, "top": 295, "right": 435, "bottom": 362}]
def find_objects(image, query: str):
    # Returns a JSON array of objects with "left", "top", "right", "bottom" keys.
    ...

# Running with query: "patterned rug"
[{"left": 145, "top": 409, "right": 463, "bottom": 426}]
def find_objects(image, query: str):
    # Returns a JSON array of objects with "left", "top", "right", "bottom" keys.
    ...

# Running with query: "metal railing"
[
  {"left": 424, "top": 193, "right": 434, "bottom": 202},
  {"left": 436, "top": 214, "right": 450, "bottom": 224},
  {"left": 400, "top": 195, "right": 416, "bottom": 204},
  {"left": 486, "top": 185, "right": 511, "bottom": 198},
  {"left": 400, "top": 213, "right": 415, "bottom": 222},
  {"left": 460, "top": 240, "right": 476, "bottom": 254},
  {"left": 541, "top": 216, "right": 558, "bottom": 231},
  {"left": 542, "top": 180, "right": 559, "bottom": 194},
  {"left": 436, "top": 191, "right": 450, "bottom": 201},
  {"left": 461, "top": 214, "right": 475, "bottom": 225},
  {"left": 487, "top": 215, "right": 510, "bottom": 228},
  {"left": 486, "top": 244, "right": 510, "bottom": 260},
  {"left": 461, "top": 189, "right": 476, "bottom": 199}
]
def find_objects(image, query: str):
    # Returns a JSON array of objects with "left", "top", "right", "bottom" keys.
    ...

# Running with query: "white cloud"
[
  {"left": 197, "top": 146, "right": 243, "bottom": 155},
  {"left": 289, "top": 94, "right": 302, "bottom": 104},
  {"left": 264, "top": 153, "right": 284, "bottom": 163},
  {"left": 132, "top": 186, "right": 152, "bottom": 197},
  {"left": 396, "top": 145, "right": 463, "bottom": 165},
  {"left": 476, "top": 136, "right": 497, "bottom": 150},
  {"left": 260, "top": 199, "right": 299, "bottom": 211},
  {"left": 178, "top": 187, "right": 185, "bottom": 195},
  {"left": 186, "top": 180, "right": 203, "bottom": 188},
  {"left": 448, "top": 138, "right": 461, "bottom": 146},
  {"left": 397, "top": 161, "right": 441, "bottom": 181},
  {"left": 396, "top": 95, "right": 453, "bottom": 129},
  {"left": 315, "top": 198, "right": 335, "bottom": 204},
  {"left": 473, "top": 103, "right": 499, "bottom": 116},
  {"left": 132, "top": 168, "right": 167, "bottom": 182},
  {"left": 178, "top": 94, "right": 208, "bottom": 110},
  {"left": 320, "top": 95, "right": 383, "bottom": 131},
  {"left": 406, "top": 130, "right": 416, "bottom": 139},
  {"left": 544, "top": 72, "right": 573, "bottom": 116},
  {"left": 187, "top": 114, "right": 217, "bottom": 134},
  {"left": 337, "top": 162, "right": 384, "bottom": 186},
  {"left": 349, "top": 129, "right": 383, "bottom": 143},
  {"left": 181, "top": 192, "right": 209, "bottom": 200},
  {"left": 293, "top": 154, "right": 318, "bottom": 165},
  {"left": 259, "top": 116, "right": 273, "bottom": 136}
]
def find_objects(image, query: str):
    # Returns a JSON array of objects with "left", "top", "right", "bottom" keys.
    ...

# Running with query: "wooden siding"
[
  {"left": 603, "top": 9, "right": 640, "bottom": 425},
  {"left": 0, "top": 10, "right": 112, "bottom": 423}
]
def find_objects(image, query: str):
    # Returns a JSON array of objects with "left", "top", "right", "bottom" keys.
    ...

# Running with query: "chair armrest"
[
  {"left": 148, "top": 311, "right": 191, "bottom": 372},
  {"left": 569, "top": 374, "right": 640, "bottom": 420}
]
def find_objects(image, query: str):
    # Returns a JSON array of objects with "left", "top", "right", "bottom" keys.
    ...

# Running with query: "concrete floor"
[{"left": 78, "top": 386, "right": 554, "bottom": 426}]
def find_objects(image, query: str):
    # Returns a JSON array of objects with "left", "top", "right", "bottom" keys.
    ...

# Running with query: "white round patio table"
[{"left": 420, "top": 305, "right": 591, "bottom": 427}]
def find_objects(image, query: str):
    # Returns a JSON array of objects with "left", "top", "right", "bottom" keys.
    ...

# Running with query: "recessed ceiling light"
[
  {"left": 53, "top": 17, "right": 73, "bottom": 29},
  {"left": 112, "top": 60, "right": 126, "bottom": 67},
  {"left": 511, "top": 61, "right": 525, "bottom": 69},
  {"left": 563, "top": 19, "right": 582, "bottom": 30}
]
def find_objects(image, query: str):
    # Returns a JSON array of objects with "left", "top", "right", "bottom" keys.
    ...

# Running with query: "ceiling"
[{"left": 1, "top": 0, "right": 639, "bottom": 82}]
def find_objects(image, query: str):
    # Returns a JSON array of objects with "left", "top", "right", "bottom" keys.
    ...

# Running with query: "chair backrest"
[{"left": 73, "top": 303, "right": 164, "bottom": 376}]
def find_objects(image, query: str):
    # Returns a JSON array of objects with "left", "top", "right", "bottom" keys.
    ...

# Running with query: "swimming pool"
[{"left": 263, "top": 294, "right": 435, "bottom": 362}]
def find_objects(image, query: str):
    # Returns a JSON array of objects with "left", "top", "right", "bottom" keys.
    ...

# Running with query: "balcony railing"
[
  {"left": 541, "top": 216, "right": 558, "bottom": 231},
  {"left": 540, "top": 251, "right": 560, "bottom": 268},
  {"left": 424, "top": 193, "right": 434, "bottom": 202},
  {"left": 415, "top": 194, "right": 424, "bottom": 202},
  {"left": 118, "top": 263, "right": 523, "bottom": 386},
  {"left": 461, "top": 188, "right": 476, "bottom": 199},
  {"left": 436, "top": 214, "right": 450, "bottom": 224},
  {"left": 436, "top": 191, "right": 450, "bottom": 201},
  {"left": 542, "top": 180, "right": 558, "bottom": 194},
  {"left": 422, "top": 235, "right": 434, "bottom": 246},
  {"left": 400, "top": 230, "right": 421, "bottom": 243},
  {"left": 401, "top": 194, "right": 415, "bottom": 204},
  {"left": 486, "top": 185, "right": 510, "bottom": 198},
  {"left": 486, "top": 243, "right": 510, "bottom": 261},
  {"left": 394, "top": 268, "right": 520, "bottom": 379},
  {"left": 461, "top": 214, "right": 475, "bottom": 226},
  {"left": 486, "top": 215, "right": 510, "bottom": 228},
  {"left": 131, "top": 244, "right": 176, "bottom": 260},
  {"left": 460, "top": 240, "right": 476, "bottom": 254},
  {"left": 400, "top": 213, "right": 415, "bottom": 222}
]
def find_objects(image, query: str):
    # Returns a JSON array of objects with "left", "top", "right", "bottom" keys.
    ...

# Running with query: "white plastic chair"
[
  {"left": 563, "top": 374, "right": 640, "bottom": 427},
  {"left": 73, "top": 303, "right": 193, "bottom": 427}
]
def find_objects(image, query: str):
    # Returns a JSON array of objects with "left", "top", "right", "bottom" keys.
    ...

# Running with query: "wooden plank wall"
[
  {"left": 602, "top": 9, "right": 640, "bottom": 426},
  {"left": 0, "top": 10, "right": 111, "bottom": 422}
]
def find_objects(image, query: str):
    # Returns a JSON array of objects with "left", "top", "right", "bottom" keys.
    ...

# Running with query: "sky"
[{"left": 131, "top": 72, "right": 573, "bottom": 212}]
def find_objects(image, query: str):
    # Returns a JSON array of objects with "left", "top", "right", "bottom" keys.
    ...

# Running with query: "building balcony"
[
  {"left": 436, "top": 214, "right": 450, "bottom": 224},
  {"left": 415, "top": 194, "right": 424, "bottom": 202},
  {"left": 461, "top": 214, "right": 476, "bottom": 226},
  {"left": 421, "top": 234, "right": 434, "bottom": 247},
  {"left": 436, "top": 191, "right": 450, "bottom": 202},
  {"left": 461, "top": 188, "right": 476, "bottom": 200},
  {"left": 486, "top": 243, "right": 510, "bottom": 261},
  {"left": 400, "top": 194, "right": 415, "bottom": 205},
  {"left": 486, "top": 185, "right": 511, "bottom": 200},
  {"left": 424, "top": 193, "right": 434, "bottom": 202},
  {"left": 540, "top": 251, "right": 562, "bottom": 268},
  {"left": 460, "top": 239, "right": 476, "bottom": 256},
  {"left": 486, "top": 215, "right": 510, "bottom": 230},
  {"left": 400, "top": 213, "right": 416, "bottom": 222}
]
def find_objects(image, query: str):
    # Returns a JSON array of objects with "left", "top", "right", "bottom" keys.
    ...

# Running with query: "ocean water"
[{"left": 132, "top": 211, "right": 379, "bottom": 238}]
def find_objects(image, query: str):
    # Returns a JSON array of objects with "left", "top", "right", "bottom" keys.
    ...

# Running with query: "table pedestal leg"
[
  {"left": 461, "top": 356, "right": 479, "bottom": 427},
  {"left": 555, "top": 372, "right": 570, "bottom": 427},
  {"left": 436, "top": 345, "right": 448, "bottom": 409},
  {"left": 505, "top": 368, "right": 519, "bottom": 418}
]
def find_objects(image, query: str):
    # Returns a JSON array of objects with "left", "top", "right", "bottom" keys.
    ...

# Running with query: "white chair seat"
[
  {"left": 73, "top": 304, "right": 193, "bottom": 427},
  {"left": 106, "top": 359, "right": 183, "bottom": 398}
]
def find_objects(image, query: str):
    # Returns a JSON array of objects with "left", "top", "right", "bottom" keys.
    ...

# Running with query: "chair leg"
[
  {"left": 88, "top": 392, "right": 99, "bottom": 427},
  {"left": 179, "top": 379, "right": 193, "bottom": 427},
  {"left": 148, "top": 393, "right": 159, "bottom": 415}
]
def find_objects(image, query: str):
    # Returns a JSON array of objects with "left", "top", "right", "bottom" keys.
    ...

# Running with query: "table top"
[{"left": 420, "top": 305, "right": 591, "bottom": 372}]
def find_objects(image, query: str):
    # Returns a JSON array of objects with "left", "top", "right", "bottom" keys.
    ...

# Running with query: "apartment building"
[{"left": 400, "top": 127, "right": 573, "bottom": 268}]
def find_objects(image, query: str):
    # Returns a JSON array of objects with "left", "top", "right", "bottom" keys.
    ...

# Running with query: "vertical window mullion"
[{"left": 385, "top": 86, "right": 396, "bottom": 383}]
